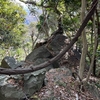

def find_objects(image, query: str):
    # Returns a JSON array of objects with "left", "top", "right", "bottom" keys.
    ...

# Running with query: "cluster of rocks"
[
  {"left": 0, "top": 34, "right": 100, "bottom": 100},
  {"left": 0, "top": 34, "right": 69, "bottom": 100}
]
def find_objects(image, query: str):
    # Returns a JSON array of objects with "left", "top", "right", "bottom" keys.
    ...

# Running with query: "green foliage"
[
  {"left": 33, "top": 0, "right": 77, "bottom": 37},
  {"left": 64, "top": 0, "right": 81, "bottom": 11},
  {"left": 36, "top": 0, "right": 81, "bottom": 35},
  {"left": 36, "top": 14, "right": 48, "bottom": 31},
  {"left": 0, "top": 0, "right": 26, "bottom": 48}
]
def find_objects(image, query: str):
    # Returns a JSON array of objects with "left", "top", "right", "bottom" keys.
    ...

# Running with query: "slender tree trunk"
[
  {"left": 79, "top": 0, "right": 88, "bottom": 79},
  {"left": 31, "top": 31, "right": 34, "bottom": 50},
  {"left": 86, "top": 12, "right": 98, "bottom": 81}
]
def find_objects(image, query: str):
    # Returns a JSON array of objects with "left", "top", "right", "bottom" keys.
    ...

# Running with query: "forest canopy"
[{"left": 0, "top": 0, "right": 26, "bottom": 48}]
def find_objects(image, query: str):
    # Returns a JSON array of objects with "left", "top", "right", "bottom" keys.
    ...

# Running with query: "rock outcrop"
[
  {"left": 0, "top": 34, "right": 68, "bottom": 100},
  {"left": 1, "top": 56, "right": 20, "bottom": 69}
]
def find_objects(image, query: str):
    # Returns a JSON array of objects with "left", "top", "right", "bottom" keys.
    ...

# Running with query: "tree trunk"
[
  {"left": 86, "top": 12, "right": 98, "bottom": 81},
  {"left": 79, "top": 0, "right": 88, "bottom": 79}
]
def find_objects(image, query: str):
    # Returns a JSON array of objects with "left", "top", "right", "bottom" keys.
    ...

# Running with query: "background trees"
[
  {"left": 0, "top": 0, "right": 26, "bottom": 46},
  {"left": 0, "top": 0, "right": 27, "bottom": 60}
]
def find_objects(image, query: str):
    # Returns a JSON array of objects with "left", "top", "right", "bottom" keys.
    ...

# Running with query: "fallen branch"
[{"left": 0, "top": 0, "right": 98, "bottom": 75}]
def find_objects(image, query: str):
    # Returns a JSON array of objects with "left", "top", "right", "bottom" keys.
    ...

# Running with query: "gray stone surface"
[
  {"left": 0, "top": 34, "right": 68, "bottom": 100},
  {"left": 47, "top": 34, "right": 67, "bottom": 55},
  {"left": 25, "top": 45, "right": 59, "bottom": 69},
  {"left": 1, "top": 56, "right": 19, "bottom": 69},
  {"left": 44, "top": 67, "right": 72, "bottom": 86},
  {"left": 26, "top": 46, "right": 53, "bottom": 62},
  {"left": 0, "top": 69, "right": 46, "bottom": 100}
]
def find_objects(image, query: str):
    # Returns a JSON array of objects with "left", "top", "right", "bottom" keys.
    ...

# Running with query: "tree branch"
[
  {"left": 20, "top": 0, "right": 52, "bottom": 8},
  {"left": 20, "top": 0, "right": 61, "bottom": 16},
  {"left": 0, "top": 0, "right": 98, "bottom": 75}
]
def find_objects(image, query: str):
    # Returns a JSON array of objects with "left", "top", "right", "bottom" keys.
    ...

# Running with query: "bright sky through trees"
[
  {"left": 11, "top": 0, "right": 36, "bottom": 24},
  {"left": 13, "top": 0, "right": 42, "bottom": 24}
]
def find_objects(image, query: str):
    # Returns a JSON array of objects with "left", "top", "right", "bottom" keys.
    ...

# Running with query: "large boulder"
[
  {"left": 1, "top": 56, "right": 20, "bottom": 69},
  {"left": 0, "top": 34, "right": 68, "bottom": 100},
  {"left": 26, "top": 46, "right": 53, "bottom": 62},
  {"left": 32, "top": 67, "right": 72, "bottom": 100},
  {"left": 0, "top": 69, "right": 46, "bottom": 100},
  {"left": 25, "top": 45, "right": 59, "bottom": 69},
  {"left": 47, "top": 34, "right": 67, "bottom": 55}
]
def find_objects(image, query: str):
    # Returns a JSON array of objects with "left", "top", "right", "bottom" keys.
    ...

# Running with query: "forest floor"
[
  {"left": 24, "top": 42, "right": 100, "bottom": 100},
  {"left": 30, "top": 64, "right": 100, "bottom": 100}
]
